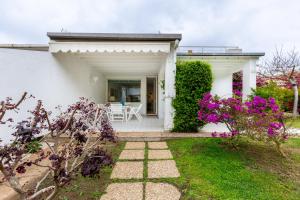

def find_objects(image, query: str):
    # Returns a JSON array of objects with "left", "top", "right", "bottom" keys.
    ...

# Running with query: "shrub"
[
  {"left": 173, "top": 60, "right": 213, "bottom": 132},
  {"left": 0, "top": 93, "right": 116, "bottom": 199},
  {"left": 198, "top": 92, "right": 288, "bottom": 156},
  {"left": 252, "top": 81, "right": 295, "bottom": 111}
]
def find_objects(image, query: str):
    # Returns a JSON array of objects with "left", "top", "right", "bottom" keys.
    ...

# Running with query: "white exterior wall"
[
  {"left": 211, "top": 70, "right": 233, "bottom": 98},
  {"left": 0, "top": 48, "right": 105, "bottom": 142},
  {"left": 242, "top": 59, "right": 257, "bottom": 100},
  {"left": 0, "top": 49, "right": 101, "bottom": 107}
]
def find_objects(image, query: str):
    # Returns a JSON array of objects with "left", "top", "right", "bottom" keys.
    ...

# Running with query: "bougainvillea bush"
[
  {"left": 198, "top": 91, "right": 288, "bottom": 155},
  {"left": 0, "top": 93, "right": 116, "bottom": 200}
]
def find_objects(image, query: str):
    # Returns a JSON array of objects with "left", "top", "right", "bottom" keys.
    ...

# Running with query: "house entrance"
[{"left": 146, "top": 77, "right": 157, "bottom": 115}]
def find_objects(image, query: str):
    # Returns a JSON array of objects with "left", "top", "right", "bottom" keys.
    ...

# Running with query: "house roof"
[
  {"left": 0, "top": 44, "right": 49, "bottom": 51},
  {"left": 47, "top": 32, "right": 182, "bottom": 42}
]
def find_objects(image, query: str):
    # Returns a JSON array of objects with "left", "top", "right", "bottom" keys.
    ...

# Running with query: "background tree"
[{"left": 259, "top": 48, "right": 300, "bottom": 117}]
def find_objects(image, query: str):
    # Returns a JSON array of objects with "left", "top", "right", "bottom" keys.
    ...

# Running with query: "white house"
[{"left": 0, "top": 32, "right": 264, "bottom": 133}]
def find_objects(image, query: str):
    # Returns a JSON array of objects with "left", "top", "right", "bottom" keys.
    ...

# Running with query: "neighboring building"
[{"left": 0, "top": 32, "right": 264, "bottom": 131}]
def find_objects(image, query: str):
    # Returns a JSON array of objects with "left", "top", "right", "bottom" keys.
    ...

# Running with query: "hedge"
[{"left": 172, "top": 60, "right": 213, "bottom": 132}]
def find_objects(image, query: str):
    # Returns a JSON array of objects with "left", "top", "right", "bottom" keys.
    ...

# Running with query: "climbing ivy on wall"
[{"left": 172, "top": 60, "right": 213, "bottom": 132}]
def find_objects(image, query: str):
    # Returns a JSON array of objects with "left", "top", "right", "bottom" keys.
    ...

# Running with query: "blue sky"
[{"left": 0, "top": 0, "right": 300, "bottom": 57}]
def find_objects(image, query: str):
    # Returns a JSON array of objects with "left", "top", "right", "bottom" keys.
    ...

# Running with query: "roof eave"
[{"left": 47, "top": 32, "right": 182, "bottom": 42}]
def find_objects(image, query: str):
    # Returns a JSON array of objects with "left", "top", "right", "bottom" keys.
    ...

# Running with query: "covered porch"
[{"left": 48, "top": 32, "right": 181, "bottom": 131}]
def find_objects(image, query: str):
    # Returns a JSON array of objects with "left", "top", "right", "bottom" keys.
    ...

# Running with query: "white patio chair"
[
  {"left": 128, "top": 104, "right": 143, "bottom": 121},
  {"left": 110, "top": 104, "right": 125, "bottom": 121}
]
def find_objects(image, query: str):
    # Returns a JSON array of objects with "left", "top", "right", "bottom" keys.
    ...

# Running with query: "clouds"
[{"left": 0, "top": 0, "right": 300, "bottom": 56}]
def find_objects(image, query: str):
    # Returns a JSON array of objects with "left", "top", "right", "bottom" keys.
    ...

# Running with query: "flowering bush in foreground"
[
  {"left": 0, "top": 93, "right": 116, "bottom": 200},
  {"left": 198, "top": 91, "right": 288, "bottom": 155}
]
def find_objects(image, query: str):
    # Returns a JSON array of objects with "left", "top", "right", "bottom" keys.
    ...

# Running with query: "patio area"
[{"left": 111, "top": 116, "right": 164, "bottom": 132}]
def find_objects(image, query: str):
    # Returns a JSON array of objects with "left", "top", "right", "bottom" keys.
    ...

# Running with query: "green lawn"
[
  {"left": 167, "top": 138, "right": 300, "bottom": 200},
  {"left": 44, "top": 138, "right": 300, "bottom": 200},
  {"left": 285, "top": 117, "right": 300, "bottom": 128}
]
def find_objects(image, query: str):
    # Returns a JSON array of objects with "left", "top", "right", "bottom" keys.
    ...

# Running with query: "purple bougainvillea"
[{"left": 198, "top": 91, "right": 288, "bottom": 155}]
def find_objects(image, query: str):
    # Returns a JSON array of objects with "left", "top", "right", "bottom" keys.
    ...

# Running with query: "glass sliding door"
[
  {"left": 107, "top": 80, "right": 141, "bottom": 104},
  {"left": 146, "top": 77, "right": 157, "bottom": 115}
]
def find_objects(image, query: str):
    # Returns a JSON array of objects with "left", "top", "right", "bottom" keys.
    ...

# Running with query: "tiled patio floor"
[{"left": 111, "top": 116, "right": 164, "bottom": 132}]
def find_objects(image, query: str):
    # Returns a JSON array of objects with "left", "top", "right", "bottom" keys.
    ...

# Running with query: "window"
[{"left": 108, "top": 80, "right": 141, "bottom": 103}]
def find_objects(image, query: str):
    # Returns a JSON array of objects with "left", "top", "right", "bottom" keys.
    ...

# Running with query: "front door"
[{"left": 146, "top": 77, "right": 157, "bottom": 115}]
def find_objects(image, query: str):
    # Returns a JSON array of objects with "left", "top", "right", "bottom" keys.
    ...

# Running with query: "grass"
[
  {"left": 49, "top": 142, "right": 125, "bottom": 200},
  {"left": 43, "top": 138, "right": 300, "bottom": 200},
  {"left": 285, "top": 117, "right": 300, "bottom": 128},
  {"left": 167, "top": 138, "right": 300, "bottom": 200}
]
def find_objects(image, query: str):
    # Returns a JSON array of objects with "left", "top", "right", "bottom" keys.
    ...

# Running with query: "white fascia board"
[{"left": 49, "top": 41, "right": 171, "bottom": 53}]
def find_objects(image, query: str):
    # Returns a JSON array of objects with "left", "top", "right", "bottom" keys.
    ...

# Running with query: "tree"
[
  {"left": 0, "top": 93, "right": 116, "bottom": 200},
  {"left": 198, "top": 92, "right": 288, "bottom": 156},
  {"left": 259, "top": 48, "right": 300, "bottom": 117}
]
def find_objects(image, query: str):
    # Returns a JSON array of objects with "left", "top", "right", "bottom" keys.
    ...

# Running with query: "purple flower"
[
  {"left": 211, "top": 132, "right": 217, "bottom": 137},
  {"left": 268, "top": 97, "right": 276, "bottom": 105},
  {"left": 282, "top": 134, "right": 288, "bottom": 140},
  {"left": 197, "top": 111, "right": 203, "bottom": 120},
  {"left": 270, "top": 104, "right": 279, "bottom": 112},
  {"left": 267, "top": 127, "right": 276, "bottom": 136},
  {"left": 207, "top": 103, "right": 220, "bottom": 110},
  {"left": 233, "top": 105, "right": 243, "bottom": 112},
  {"left": 206, "top": 114, "right": 219, "bottom": 123},
  {"left": 219, "top": 132, "right": 229, "bottom": 138},
  {"left": 221, "top": 113, "right": 231, "bottom": 120},
  {"left": 269, "top": 122, "right": 283, "bottom": 129},
  {"left": 231, "top": 130, "right": 239, "bottom": 136},
  {"left": 233, "top": 90, "right": 242, "bottom": 97}
]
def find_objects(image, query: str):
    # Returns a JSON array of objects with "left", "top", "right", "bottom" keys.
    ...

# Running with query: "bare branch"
[{"left": 34, "top": 171, "right": 51, "bottom": 193}]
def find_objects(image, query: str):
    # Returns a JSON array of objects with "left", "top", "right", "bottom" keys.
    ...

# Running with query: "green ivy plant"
[{"left": 172, "top": 60, "right": 213, "bottom": 132}]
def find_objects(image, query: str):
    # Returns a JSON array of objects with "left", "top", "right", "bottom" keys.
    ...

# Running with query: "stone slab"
[
  {"left": 145, "top": 182, "right": 181, "bottom": 200},
  {"left": 148, "top": 142, "right": 168, "bottom": 149},
  {"left": 124, "top": 142, "right": 146, "bottom": 149},
  {"left": 119, "top": 149, "right": 144, "bottom": 160},
  {"left": 100, "top": 182, "right": 143, "bottom": 200},
  {"left": 148, "top": 160, "right": 180, "bottom": 178},
  {"left": 148, "top": 150, "right": 173, "bottom": 159},
  {"left": 111, "top": 161, "right": 143, "bottom": 179}
]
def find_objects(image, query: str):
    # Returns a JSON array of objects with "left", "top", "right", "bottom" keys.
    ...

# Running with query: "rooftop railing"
[{"left": 177, "top": 46, "right": 242, "bottom": 54}]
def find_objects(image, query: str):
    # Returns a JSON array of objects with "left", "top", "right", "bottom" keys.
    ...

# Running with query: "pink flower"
[
  {"left": 207, "top": 103, "right": 219, "bottom": 110},
  {"left": 269, "top": 122, "right": 283, "bottom": 129},
  {"left": 211, "top": 132, "right": 217, "bottom": 137},
  {"left": 206, "top": 114, "right": 219, "bottom": 123},
  {"left": 233, "top": 90, "right": 242, "bottom": 97}
]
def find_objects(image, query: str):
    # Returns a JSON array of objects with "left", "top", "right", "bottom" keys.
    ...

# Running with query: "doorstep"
[{"left": 115, "top": 132, "right": 213, "bottom": 141}]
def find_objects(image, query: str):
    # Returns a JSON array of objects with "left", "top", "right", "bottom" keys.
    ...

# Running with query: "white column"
[
  {"left": 242, "top": 59, "right": 257, "bottom": 100},
  {"left": 158, "top": 63, "right": 165, "bottom": 119},
  {"left": 164, "top": 41, "right": 177, "bottom": 131}
]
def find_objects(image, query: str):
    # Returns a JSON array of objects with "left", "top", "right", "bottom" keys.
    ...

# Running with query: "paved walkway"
[{"left": 100, "top": 141, "right": 181, "bottom": 200}]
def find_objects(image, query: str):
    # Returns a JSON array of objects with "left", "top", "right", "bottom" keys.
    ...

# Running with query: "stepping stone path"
[{"left": 100, "top": 141, "right": 181, "bottom": 200}]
